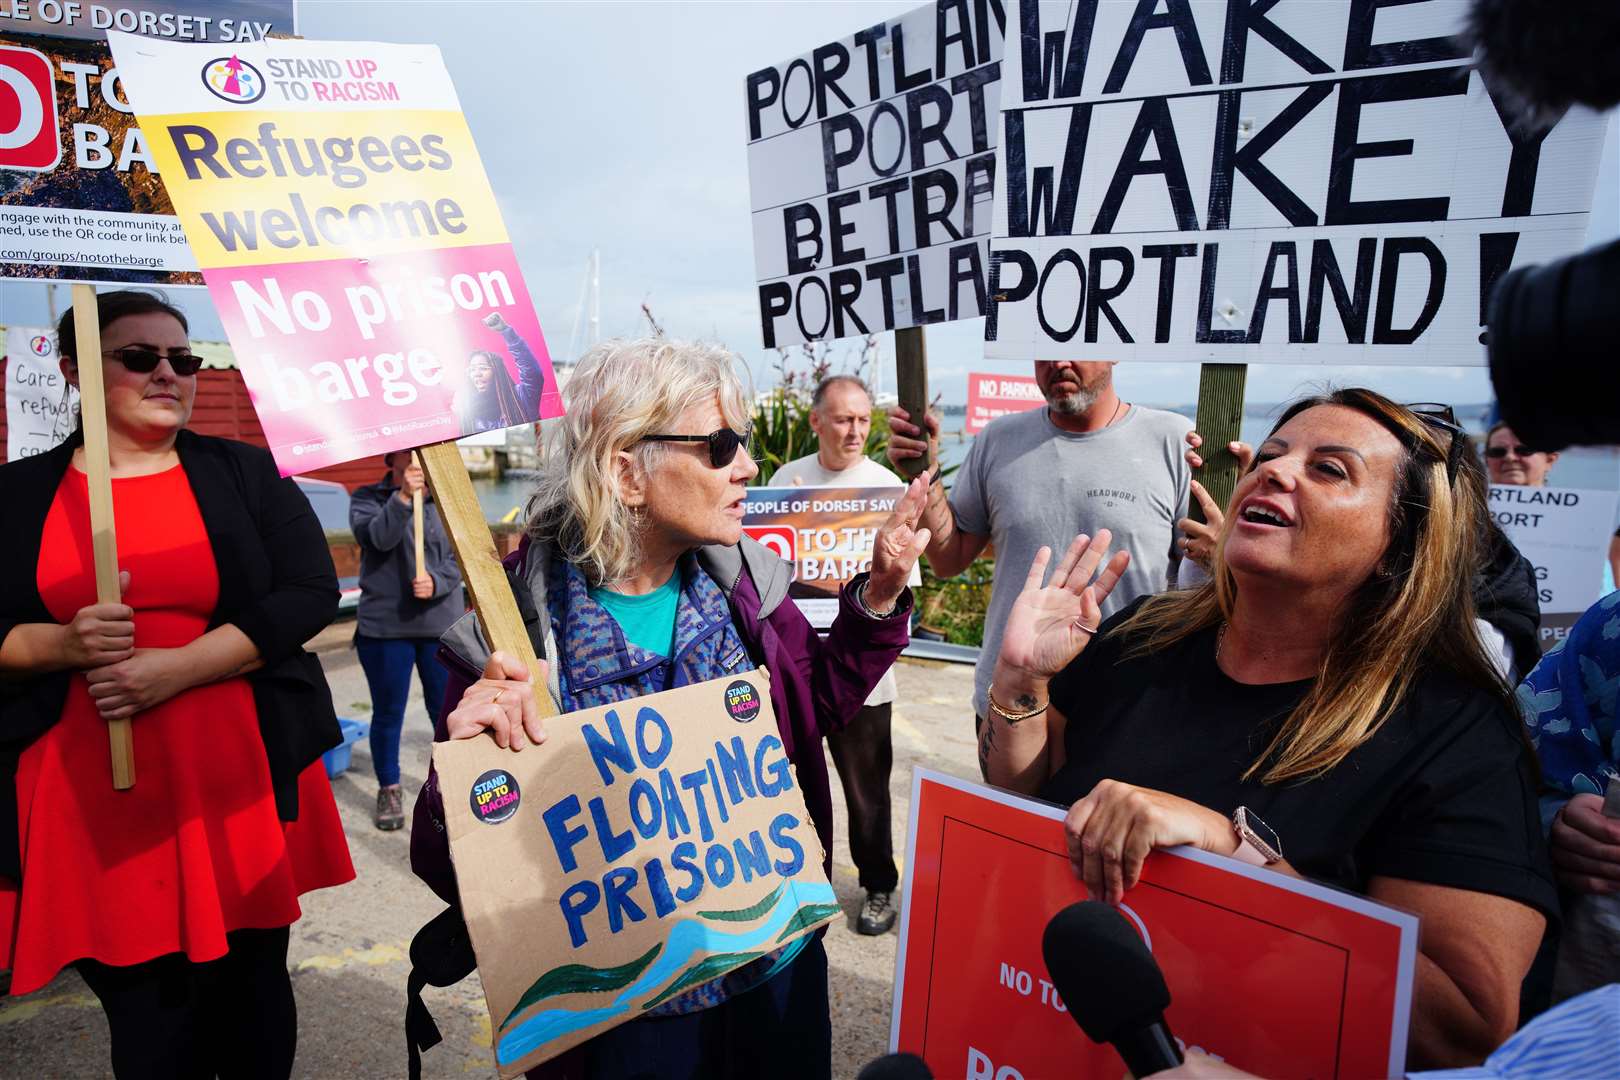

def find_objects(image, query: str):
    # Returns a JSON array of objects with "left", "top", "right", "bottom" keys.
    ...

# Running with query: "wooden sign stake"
[
  {"left": 411, "top": 451, "right": 425, "bottom": 577},
  {"left": 1189, "top": 363, "right": 1249, "bottom": 525},
  {"left": 72, "top": 284, "right": 135, "bottom": 789},
  {"left": 894, "top": 326, "right": 929, "bottom": 481},
  {"left": 416, "top": 440, "right": 554, "bottom": 719}
]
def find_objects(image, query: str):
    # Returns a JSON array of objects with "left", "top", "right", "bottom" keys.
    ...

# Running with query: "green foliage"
[{"left": 915, "top": 555, "right": 993, "bottom": 646}]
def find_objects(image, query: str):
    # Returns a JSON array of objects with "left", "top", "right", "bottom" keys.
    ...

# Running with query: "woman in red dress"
[{"left": 0, "top": 291, "right": 354, "bottom": 1079}]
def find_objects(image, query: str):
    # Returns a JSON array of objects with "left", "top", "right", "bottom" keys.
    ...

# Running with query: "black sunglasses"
[
  {"left": 104, "top": 346, "right": 203, "bottom": 376},
  {"left": 1484, "top": 444, "right": 1541, "bottom": 459},
  {"left": 640, "top": 426, "right": 753, "bottom": 469},
  {"left": 1404, "top": 402, "right": 1466, "bottom": 483}
]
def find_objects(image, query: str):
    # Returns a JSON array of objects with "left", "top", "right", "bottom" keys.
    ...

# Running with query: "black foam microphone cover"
[
  {"left": 856, "top": 1053, "right": 934, "bottom": 1080},
  {"left": 1042, "top": 901, "right": 1182, "bottom": 1076}
]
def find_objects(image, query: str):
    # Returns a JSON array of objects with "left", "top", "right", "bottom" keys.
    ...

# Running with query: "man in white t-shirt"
[{"left": 773, "top": 375, "right": 903, "bottom": 935}]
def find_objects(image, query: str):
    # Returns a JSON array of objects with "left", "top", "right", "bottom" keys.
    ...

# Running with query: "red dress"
[{"left": 0, "top": 463, "right": 354, "bottom": 995}]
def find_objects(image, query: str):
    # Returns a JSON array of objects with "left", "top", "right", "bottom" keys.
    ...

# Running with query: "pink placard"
[{"left": 205, "top": 242, "right": 562, "bottom": 474}]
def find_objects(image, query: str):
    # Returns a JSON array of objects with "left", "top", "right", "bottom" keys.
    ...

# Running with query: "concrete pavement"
[{"left": 0, "top": 619, "right": 981, "bottom": 1079}]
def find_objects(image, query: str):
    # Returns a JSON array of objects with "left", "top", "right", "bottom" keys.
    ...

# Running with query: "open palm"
[{"left": 998, "top": 531, "right": 1131, "bottom": 679}]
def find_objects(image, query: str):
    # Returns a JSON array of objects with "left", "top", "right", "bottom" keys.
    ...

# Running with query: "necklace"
[{"left": 1104, "top": 396, "right": 1125, "bottom": 428}]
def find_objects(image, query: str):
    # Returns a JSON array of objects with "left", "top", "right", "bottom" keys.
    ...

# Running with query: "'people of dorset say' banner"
[{"left": 105, "top": 33, "right": 563, "bottom": 474}]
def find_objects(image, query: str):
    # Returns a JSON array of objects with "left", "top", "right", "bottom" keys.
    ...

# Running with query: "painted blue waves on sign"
[{"left": 495, "top": 879, "right": 837, "bottom": 1065}]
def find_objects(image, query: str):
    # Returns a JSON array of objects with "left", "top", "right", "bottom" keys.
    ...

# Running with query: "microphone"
[
  {"left": 1042, "top": 901, "right": 1183, "bottom": 1077},
  {"left": 856, "top": 1053, "right": 934, "bottom": 1080}
]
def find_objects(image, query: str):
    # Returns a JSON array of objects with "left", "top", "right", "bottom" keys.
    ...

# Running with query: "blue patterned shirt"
[{"left": 1517, "top": 590, "right": 1620, "bottom": 831}]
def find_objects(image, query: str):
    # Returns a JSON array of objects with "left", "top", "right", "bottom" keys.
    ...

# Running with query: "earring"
[{"left": 629, "top": 505, "right": 646, "bottom": 528}]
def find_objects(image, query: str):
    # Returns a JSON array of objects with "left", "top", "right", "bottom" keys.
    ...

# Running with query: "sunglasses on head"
[
  {"left": 103, "top": 346, "right": 203, "bottom": 376},
  {"left": 1485, "top": 444, "right": 1541, "bottom": 459},
  {"left": 640, "top": 426, "right": 753, "bottom": 469},
  {"left": 1403, "top": 402, "right": 1466, "bottom": 483}
]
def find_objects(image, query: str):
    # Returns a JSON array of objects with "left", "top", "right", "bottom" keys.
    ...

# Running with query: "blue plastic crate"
[{"left": 323, "top": 717, "right": 370, "bottom": 779}]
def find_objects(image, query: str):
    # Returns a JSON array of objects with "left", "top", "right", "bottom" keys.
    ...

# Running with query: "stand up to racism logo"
[{"left": 201, "top": 55, "right": 266, "bottom": 103}]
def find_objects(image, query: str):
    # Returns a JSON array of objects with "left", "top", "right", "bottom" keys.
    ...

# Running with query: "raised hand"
[
  {"left": 997, "top": 531, "right": 1130, "bottom": 680},
  {"left": 482, "top": 310, "right": 510, "bottom": 333},
  {"left": 865, "top": 475, "right": 932, "bottom": 612}
]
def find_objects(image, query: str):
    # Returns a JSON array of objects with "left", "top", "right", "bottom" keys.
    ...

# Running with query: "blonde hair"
[
  {"left": 1117, "top": 388, "right": 1508, "bottom": 784},
  {"left": 527, "top": 337, "right": 752, "bottom": 587}
]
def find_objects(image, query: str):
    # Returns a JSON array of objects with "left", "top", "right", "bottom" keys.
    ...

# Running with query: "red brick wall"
[{"left": 0, "top": 357, "right": 385, "bottom": 489}]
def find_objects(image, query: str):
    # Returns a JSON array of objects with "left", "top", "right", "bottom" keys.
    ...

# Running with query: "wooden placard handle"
[
  {"left": 411, "top": 451, "right": 425, "bottom": 578},
  {"left": 416, "top": 441, "right": 554, "bottom": 719},
  {"left": 893, "top": 326, "right": 929, "bottom": 481},
  {"left": 73, "top": 284, "right": 135, "bottom": 789},
  {"left": 1189, "top": 363, "right": 1249, "bottom": 526}
]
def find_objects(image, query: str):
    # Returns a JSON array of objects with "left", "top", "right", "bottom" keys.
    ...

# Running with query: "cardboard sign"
[
  {"left": 985, "top": 0, "right": 1611, "bottom": 364},
  {"left": 432, "top": 671, "right": 838, "bottom": 1076},
  {"left": 892, "top": 770, "right": 1418, "bottom": 1079},
  {"left": 105, "top": 33, "right": 563, "bottom": 474},
  {"left": 965, "top": 370, "right": 1041, "bottom": 434},
  {"left": 1489, "top": 484, "right": 1620, "bottom": 653},
  {"left": 5, "top": 325, "right": 76, "bottom": 457},
  {"left": 746, "top": 0, "right": 1005, "bottom": 348},
  {"left": 742, "top": 484, "right": 915, "bottom": 628},
  {"left": 0, "top": 2, "right": 297, "bottom": 284}
]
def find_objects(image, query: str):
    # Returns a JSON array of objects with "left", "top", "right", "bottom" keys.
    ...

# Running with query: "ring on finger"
[
  {"left": 492, "top": 688, "right": 504, "bottom": 705},
  {"left": 1073, "top": 618, "right": 1099, "bottom": 635}
]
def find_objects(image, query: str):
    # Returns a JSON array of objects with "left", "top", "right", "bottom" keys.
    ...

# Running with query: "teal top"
[{"left": 589, "top": 569, "right": 681, "bottom": 657}]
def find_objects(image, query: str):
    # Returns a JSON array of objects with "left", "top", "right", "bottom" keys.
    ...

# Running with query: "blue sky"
[{"left": 4, "top": 0, "right": 1617, "bottom": 410}]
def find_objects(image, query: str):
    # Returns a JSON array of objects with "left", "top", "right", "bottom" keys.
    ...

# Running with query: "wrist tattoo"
[
  {"left": 977, "top": 715, "right": 997, "bottom": 779},
  {"left": 1014, "top": 693, "right": 1038, "bottom": 712}
]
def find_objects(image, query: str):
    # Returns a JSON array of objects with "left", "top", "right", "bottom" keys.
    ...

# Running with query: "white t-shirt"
[{"left": 772, "top": 452, "right": 903, "bottom": 707}]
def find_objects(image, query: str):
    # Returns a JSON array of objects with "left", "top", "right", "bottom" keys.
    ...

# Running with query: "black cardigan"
[{"left": 0, "top": 431, "right": 342, "bottom": 880}]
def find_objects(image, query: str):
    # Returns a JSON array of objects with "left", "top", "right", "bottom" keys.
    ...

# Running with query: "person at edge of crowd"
[
  {"left": 773, "top": 374, "right": 910, "bottom": 937},
  {"left": 349, "top": 450, "right": 464, "bottom": 831},
  {"left": 1517, "top": 589, "right": 1620, "bottom": 1003},
  {"left": 886, "top": 359, "right": 1192, "bottom": 767},
  {"left": 1185, "top": 405, "right": 1543, "bottom": 684},
  {"left": 0, "top": 290, "right": 354, "bottom": 1079},
  {"left": 457, "top": 310, "right": 548, "bottom": 433},
  {"left": 980, "top": 388, "right": 1557, "bottom": 1068},
  {"left": 411, "top": 338, "right": 929, "bottom": 1079}
]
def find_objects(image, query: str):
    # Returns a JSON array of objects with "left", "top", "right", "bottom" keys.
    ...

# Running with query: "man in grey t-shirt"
[{"left": 889, "top": 361, "right": 1191, "bottom": 756}]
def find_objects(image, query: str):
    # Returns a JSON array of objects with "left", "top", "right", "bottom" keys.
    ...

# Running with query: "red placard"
[
  {"left": 891, "top": 771, "right": 1417, "bottom": 1079},
  {"left": 965, "top": 372, "right": 1042, "bottom": 435}
]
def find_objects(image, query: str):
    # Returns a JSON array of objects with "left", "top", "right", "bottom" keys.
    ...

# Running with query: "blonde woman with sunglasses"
[{"left": 410, "top": 337, "right": 929, "bottom": 1080}]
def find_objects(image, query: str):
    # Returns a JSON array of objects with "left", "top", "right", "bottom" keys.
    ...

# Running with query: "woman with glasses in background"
[
  {"left": 411, "top": 337, "right": 929, "bottom": 1079},
  {"left": 1485, "top": 422, "right": 1560, "bottom": 488},
  {"left": 996, "top": 389, "right": 1556, "bottom": 1068},
  {"left": 0, "top": 290, "right": 353, "bottom": 1079}
]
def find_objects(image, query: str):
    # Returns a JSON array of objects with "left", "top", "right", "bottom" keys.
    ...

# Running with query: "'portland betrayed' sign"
[{"left": 747, "top": 0, "right": 1006, "bottom": 348}]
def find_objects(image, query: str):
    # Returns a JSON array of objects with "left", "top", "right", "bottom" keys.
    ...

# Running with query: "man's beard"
[{"left": 1047, "top": 383, "right": 1099, "bottom": 416}]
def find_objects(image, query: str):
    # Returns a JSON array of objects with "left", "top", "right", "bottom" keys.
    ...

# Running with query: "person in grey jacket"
[{"left": 349, "top": 451, "right": 464, "bottom": 830}]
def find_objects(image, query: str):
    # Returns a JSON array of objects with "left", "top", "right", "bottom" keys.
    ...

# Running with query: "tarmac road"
[{"left": 0, "top": 618, "right": 981, "bottom": 1079}]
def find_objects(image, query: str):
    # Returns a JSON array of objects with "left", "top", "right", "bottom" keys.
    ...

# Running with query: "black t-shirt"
[{"left": 1040, "top": 598, "right": 1558, "bottom": 919}]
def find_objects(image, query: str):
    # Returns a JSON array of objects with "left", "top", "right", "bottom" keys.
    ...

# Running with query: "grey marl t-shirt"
[{"left": 949, "top": 405, "right": 1193, "bottom": 717}]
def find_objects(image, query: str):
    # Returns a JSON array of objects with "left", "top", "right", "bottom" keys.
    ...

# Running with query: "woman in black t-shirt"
[{"left": 978, "top": 389, "right": 1556, "bottom": 1069}]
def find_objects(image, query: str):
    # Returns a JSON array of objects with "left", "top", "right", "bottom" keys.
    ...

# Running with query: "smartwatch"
[{"left": 1231, "top": 807, "right": 1282, "bottom": 866}]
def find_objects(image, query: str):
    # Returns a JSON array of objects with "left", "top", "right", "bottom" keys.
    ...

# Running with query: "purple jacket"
[{"left": 410, "top": 534, "right": 911, "bottom": 901}]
